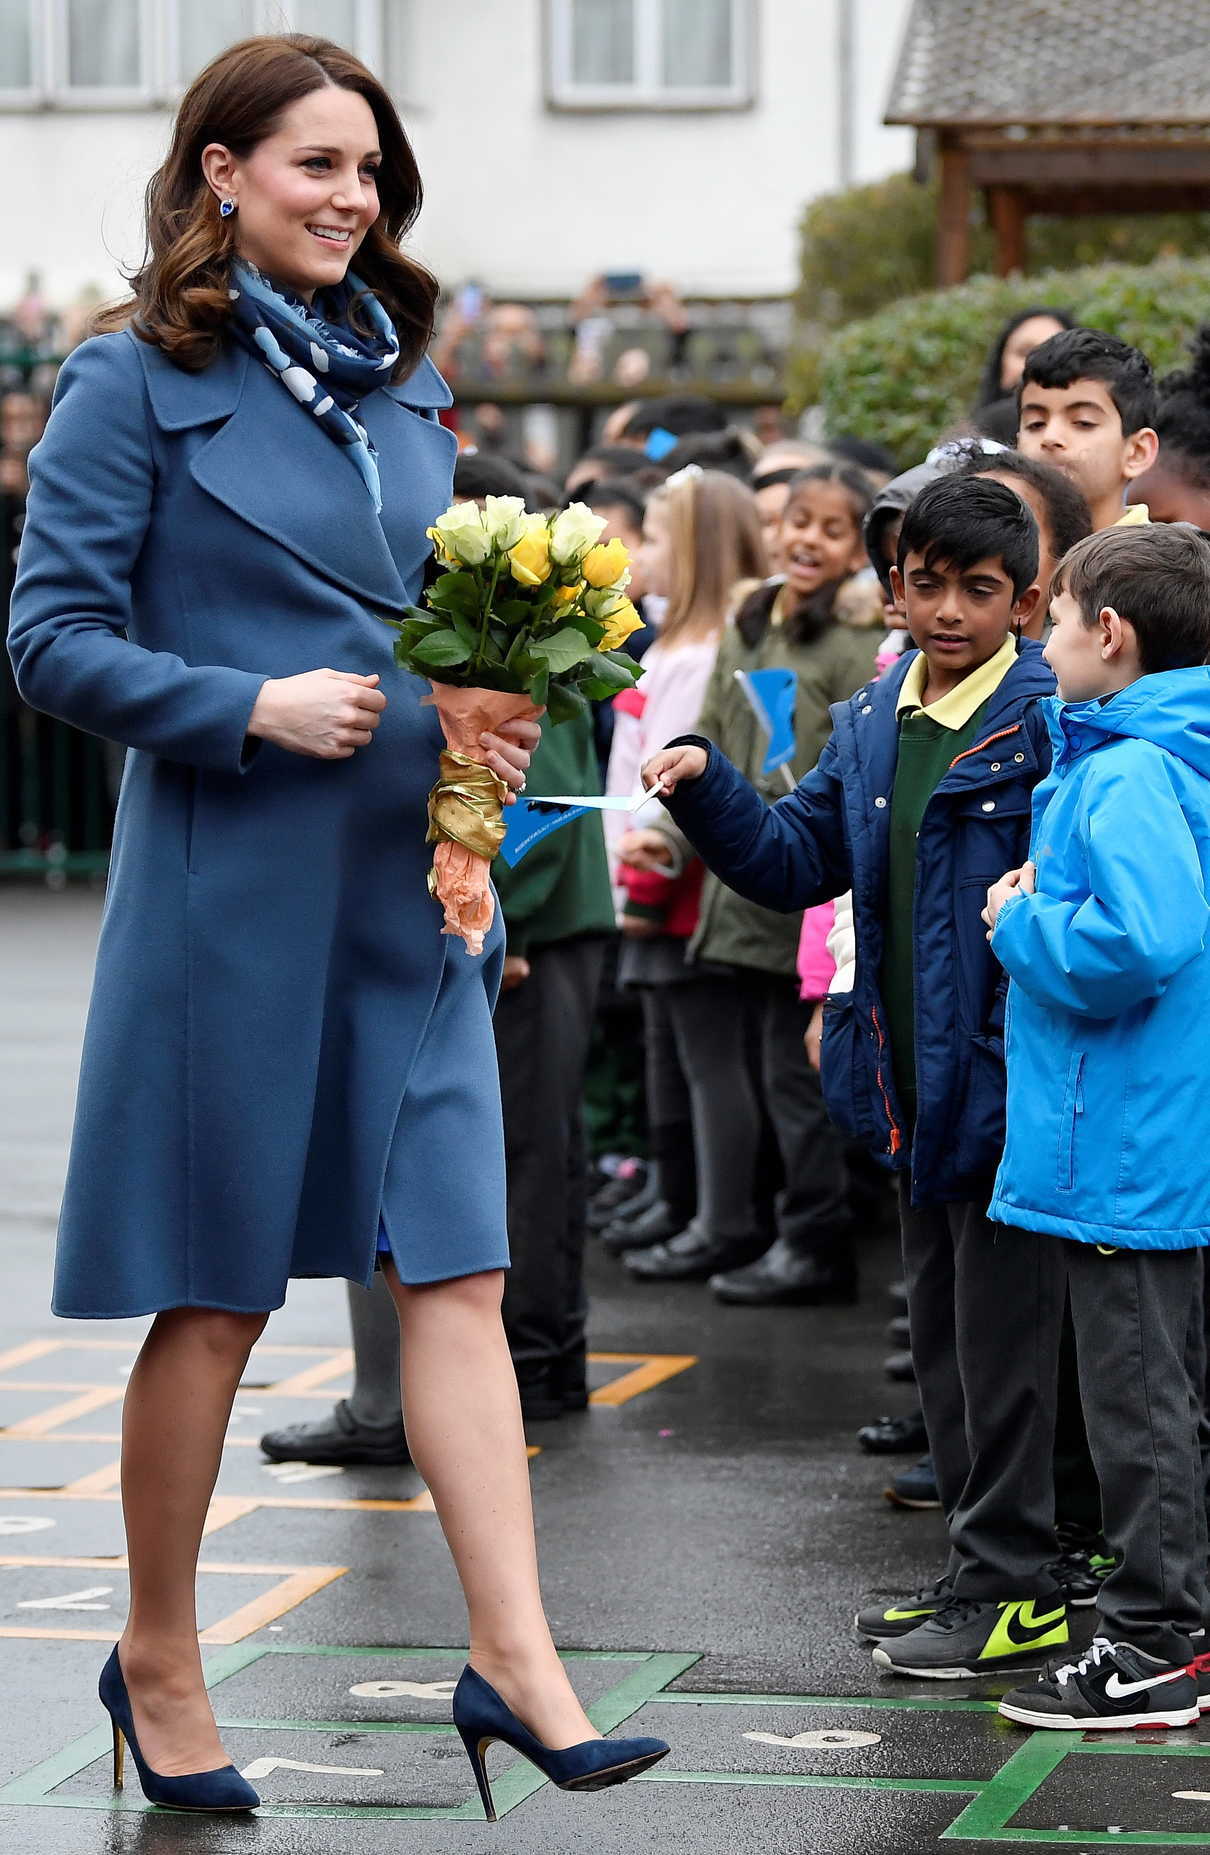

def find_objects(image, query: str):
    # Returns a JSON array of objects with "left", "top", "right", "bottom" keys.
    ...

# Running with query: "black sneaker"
[
  {"left": 855, "top": 1577, "right": 950, "bottom": 1640},
  {"left": 1190, "top": 1647, "right": 1210, "bottom": 1714},
  {"left": 1047, "top": 1530, "right": 1116, "bottom": 1608},
  {"left": 1000, "top": 1637, "right": 1199, "bottom": 1731},
  {"left": 872, "top": 1594, "right": 1068, "bottom": 1679},
  {"left": 884, "top": 1455, "right": 940, "bottom": 1510}
]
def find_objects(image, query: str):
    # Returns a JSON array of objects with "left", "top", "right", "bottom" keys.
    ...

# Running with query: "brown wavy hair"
[
  {"left": 648, "top": 470, "right": 767, "bottom": 646},
  {"left": 93, "top": 35, "right": 438, "bottom": 377}
]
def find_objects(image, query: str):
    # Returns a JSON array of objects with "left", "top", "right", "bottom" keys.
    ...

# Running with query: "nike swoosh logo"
[
  {"left": 1104, "top": 1669, "right": 1188, "bottom": 1700},
  {"left": 1000, "top": 1605, "right": 1067, "bottom": 1649},
  {"left": 884, "top": 1607, "right": 933, "bottom": 1622}
]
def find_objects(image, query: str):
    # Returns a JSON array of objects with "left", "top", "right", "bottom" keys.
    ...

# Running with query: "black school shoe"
[
  {"left": 624, "top": 1226, "right": 768, "bottom": 1282},
  {"left": 884, "top": 1455, "right": 940, "bottom": 1509},
  {"left": 857, "top": 1410, "right": 928, "bottom": 1456},
  {"left": 259, "top": 1400, "right": 410, "bottom": 1466},
  {"left": 999, "top": 1637, "right": 1199, "bottom": 1730},
  {"left": 872, "top": 1594, "right": 1068, "bottom": 1678},
  {"left": 855, "top": 1577, "right": 950, "bottom": 1640},
  {"left": 709, "top": 1238, "right": 858, "bottom": 1307}
]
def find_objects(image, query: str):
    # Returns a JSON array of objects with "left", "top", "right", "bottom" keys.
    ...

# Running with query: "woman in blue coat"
[{"left": 8, "top": 33, "right": 665, "bottom": 1816}]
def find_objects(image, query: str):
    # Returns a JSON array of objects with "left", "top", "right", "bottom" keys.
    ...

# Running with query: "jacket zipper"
[
  {"left": 870, "top": 1007, "right": 903, "bottom": 1156},
  {"left": 947, "top": 722, "right": 1023, "bottom": 772}
]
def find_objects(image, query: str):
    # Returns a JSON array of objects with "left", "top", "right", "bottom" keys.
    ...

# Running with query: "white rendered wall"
[{"left": 0, "top": 0, "right": 913, "bottom": 307}]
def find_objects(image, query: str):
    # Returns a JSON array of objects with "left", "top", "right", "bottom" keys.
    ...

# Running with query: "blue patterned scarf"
[{"left": 226, "top": 259, "right": 400, "bottom": 511}]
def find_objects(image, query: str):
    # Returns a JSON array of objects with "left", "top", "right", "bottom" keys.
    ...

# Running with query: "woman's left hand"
[{"left": 480, "top": 713, "right": 544, "bottom": 806}]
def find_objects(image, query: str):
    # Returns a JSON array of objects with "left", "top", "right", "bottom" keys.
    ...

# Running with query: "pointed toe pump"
[
  {"left": 452, "top": 1664, "right": 669, "bottom": 1824},
  {"left": 99, "top": 1647, "right": 260, "bottom": 1813}
]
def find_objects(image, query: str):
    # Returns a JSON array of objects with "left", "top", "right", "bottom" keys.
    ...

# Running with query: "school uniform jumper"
[
  {"left": 664, "top": 638, "right": 1068, "bottom": 1599},
  {"left": 991, "top": 673, "right": 1210, "bottom": 1662},
  {"left": 8, "top": 329, "right": 510, "bottom": 1317}
]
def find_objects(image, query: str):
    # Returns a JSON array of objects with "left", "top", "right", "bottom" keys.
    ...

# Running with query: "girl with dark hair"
[
  {"left": 974, "top": 306, "right": 1075, "bottom": 414},
  {"left": 9, "top": 33, "right": 665, "bottom": 1817},
  {"left": 1128, "top": 325, "right": 1210, "bottom": 527}
]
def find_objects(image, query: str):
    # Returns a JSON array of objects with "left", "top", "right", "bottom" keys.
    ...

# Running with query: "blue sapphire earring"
[{"left": 219, "top": 198, "right": 236, "bottom": 219}]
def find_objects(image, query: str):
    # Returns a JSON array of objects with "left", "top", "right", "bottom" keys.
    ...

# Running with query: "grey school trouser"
[
  {"left": 897, "top": 1181, "right": 1066, "bottom": 1602},
  {"left": 1063, "top": 1238, "right": 1208, "bottom": 1664}
]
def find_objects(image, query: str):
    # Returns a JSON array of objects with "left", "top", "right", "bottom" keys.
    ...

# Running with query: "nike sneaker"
[
  {"left": 1047, "top": 1523, "right": 1116, "bottom": 1607},
  {"left": 1000, "top": 1637, "right": 1198, "bottom": 1731},
  {"left": 1188, "top": 1647, "right": 1210, "bottom": 1714},
  {"left": 855, "top": 1577, "right": 950, "bottom": 1640},
  {"left": 872, "top": 1594, "right": 1068, "bottom": 1678}
]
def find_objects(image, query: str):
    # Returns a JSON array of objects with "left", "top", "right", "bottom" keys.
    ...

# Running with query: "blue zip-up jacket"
[
  {"left": 989, "top": 670, "right": 1210, "bottom": 1249},
  {"left": 664, "top": 640, "right": 1056, "bottom": 1204}
]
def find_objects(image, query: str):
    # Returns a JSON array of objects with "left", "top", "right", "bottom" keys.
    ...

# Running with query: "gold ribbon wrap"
[{"left": 425, "top": 749, "right": 510, "bottom": 891}]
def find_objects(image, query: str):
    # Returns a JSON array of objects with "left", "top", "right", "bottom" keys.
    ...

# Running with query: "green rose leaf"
[
  {"left": 428, "top": 571, "right": 481, "bottom": 616},
  {"left": 530, "top": 667, "right": 550, "bottom": 710},
  {"left": 529, "top": 627, "right": 595, "bottom": 675},
  {"left": 410, "top": 629, "right": 474, "bottom": 668},
  {"left": 545, "top": 681, "right": 588, "bottom": 725},
  {"left": 565, "top": 612, "right": 606, "bottom": 647},
  {"left": 582, "top": 654, "right": 637, "bottom": 692}
]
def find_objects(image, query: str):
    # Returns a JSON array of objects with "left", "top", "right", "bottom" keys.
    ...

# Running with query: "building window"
[
  {"left": 0, "top": 0, "right": 382, "bottom": 109},
  {"left": 548, "top": 0, "right": 753, "bottom": 110}
]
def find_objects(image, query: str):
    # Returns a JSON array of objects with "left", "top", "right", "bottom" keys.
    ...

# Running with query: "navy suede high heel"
[
  {"left": 452, "top": 1663, "right": 669, "bottom": 1823},
  {"left": 99, "top": 1646, "right": 260, "bottom": 1812}
]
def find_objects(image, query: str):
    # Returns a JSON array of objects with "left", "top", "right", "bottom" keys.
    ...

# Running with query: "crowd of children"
[{"left": 254, "top": 310, "right": 1210, "bottom": 1733}]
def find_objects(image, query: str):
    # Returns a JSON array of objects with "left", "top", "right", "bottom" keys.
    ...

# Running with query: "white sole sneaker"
[{"left": 998, "top": 1697, "right": 1199, "bottom": 1730}]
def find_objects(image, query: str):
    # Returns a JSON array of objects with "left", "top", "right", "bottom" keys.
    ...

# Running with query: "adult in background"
[{"left": 8, "top": 33, "right": 664, "bottom": 1814}]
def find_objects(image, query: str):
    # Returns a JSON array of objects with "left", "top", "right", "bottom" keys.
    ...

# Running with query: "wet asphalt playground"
[{"left": 4, "top": 887, "right": 1210, "bottom": 1853}]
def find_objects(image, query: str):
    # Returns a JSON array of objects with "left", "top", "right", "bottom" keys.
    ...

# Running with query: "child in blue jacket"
[
  {"left": 986, "top": 522, "right": 1210, "bottom": 1732},
  {"left": 645, "top": 476, "right": 1070, "bottom": 1679}
]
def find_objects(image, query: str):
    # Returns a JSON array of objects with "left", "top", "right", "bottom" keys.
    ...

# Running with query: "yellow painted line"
[
  {"left": 588, "top": 1353, "right": 698, "bottom": 1407},
  {"left": 263, "top": 1350, "right": 356, "bottom": 1397},
  {"left": 201, "top": 1496, "right": 260, "bottom": 1538},
  {"left": 255, "top": 1490, "right": 437, "bottom": 1515},
  {"left": 2, "top": 1386, "right": 124, "bottom": 1439},
  {"left": 59, "top": 1460, "right": 123, "bottom": 1495},
  {"left": 198, "top": 1563, "right": 348, "bottom": 1643},
  {"left": 0, "top": 1340, "right": 62, "bottom": 1375},
  {"left": 0, "top": 1626, "right": 127, "bottom": 1642}
]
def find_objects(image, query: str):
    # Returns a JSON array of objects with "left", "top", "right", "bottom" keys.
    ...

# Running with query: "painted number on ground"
[
  {"left": 17, "top": 1584, "right": 112, "bottom": 1610},
  {"left": 0, "top": 1517, "right": 55, "bottom": 1536},
  {"left": 745, "top": 1728, "right": 882, "bottom": 1750},
  {"left": 349, "top": 1679, "right": 457, "bottom": 1701},
  {"left": 241, "top": 1756, "right": 385, "bottom": 1782}
]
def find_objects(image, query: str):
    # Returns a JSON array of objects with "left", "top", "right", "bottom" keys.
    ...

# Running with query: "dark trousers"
[
  {"left": 497, "top": 937, "right": 607, "bottom": 1387},
  {"left": 1063, "top": 1238, "right": 1208, "bottom": 1664},
  {"left": 665, "top": 970, "right": 851, "bottom": 1258},
  {"left": 898, "top": 1181, "right": 1066, "bottom": 1600},
  {"left": 638, "top": 986, "right": 697, "bottom": 1227}
]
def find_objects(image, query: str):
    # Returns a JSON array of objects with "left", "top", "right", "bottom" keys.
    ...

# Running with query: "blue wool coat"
[
  {"left": 990, "top": 672, "right": 1210, "bottom": 1249},
  {"left": 663, "top": 642, "right": 1056, "bottom": 1204},
  {"left": 8, "top": 329, "right": 509, "bottom": 1317}
]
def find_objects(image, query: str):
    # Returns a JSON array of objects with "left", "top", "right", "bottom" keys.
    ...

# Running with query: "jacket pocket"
[
  {"left": 949, "top": 1030, "right": 1007, "bottom": 1180},
  {"left": 820, "top": 991, "right": 878, "bottom": 1148},
  {"left": 1057, "top": 1051, "right": 1086, "bottom": 1192}
]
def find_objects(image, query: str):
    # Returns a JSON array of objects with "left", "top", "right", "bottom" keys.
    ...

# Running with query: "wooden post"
[
  {"left": 937, "top": 137, "right": 972, "bottom": 285},
  {"left": 990, "top": 186, "right": 1027, "bottom": 276}
]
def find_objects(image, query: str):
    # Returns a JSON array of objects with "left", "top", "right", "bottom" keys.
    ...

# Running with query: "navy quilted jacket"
[{"left": 664, "top": 640, "right": 1056, "bottom": 1205}]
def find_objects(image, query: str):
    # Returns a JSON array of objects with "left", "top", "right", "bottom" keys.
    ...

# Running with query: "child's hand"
[
  {"left": 804, "top": 1001, "right": 825, "bottom": 1073},
  {"left": 641, "top": 745, "right": 708, "bottom": 795},
  {"left": 983, "top": 868, "right": 1027, "bottom": 934},
  {"left": 617, "top": 829, "right": 674, "bottom": 872}
]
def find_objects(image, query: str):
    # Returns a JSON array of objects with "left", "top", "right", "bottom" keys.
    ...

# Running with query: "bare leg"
[
  {"left": 117, "top": 1306, "right": 269, "bottom": 1775},
  {"left": 384, "top": 1264, "right": 600, "bottom": 1749}
]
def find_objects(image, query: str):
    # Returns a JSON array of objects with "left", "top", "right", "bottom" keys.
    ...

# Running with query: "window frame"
[
  {"left": 546, "top": 0, "right": 755, "bottom": 113},
  {"left": 0, "top": 0, "right": 383, "bottom": 111}
]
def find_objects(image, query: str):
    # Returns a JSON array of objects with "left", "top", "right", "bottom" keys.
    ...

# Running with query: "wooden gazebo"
[{"left": 885, "top": 0, "right": 1210, "bottom": 284}]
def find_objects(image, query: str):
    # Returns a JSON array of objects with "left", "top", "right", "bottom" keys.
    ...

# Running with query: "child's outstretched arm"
[
  {"left": 991, "top": 750, "right": 1210, "bottom": 1018},
  {"left": 640, "top": 734, "right": 850, "bottom": 914}
]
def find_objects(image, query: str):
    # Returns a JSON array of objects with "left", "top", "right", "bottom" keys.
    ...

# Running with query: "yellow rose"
[
  {"left": 555, "top": 580, "right": 584, "bottom": 605},
  {"left": 582, "top": 538, "right": 631, "bottom": 589},
  {"left": 508, "top": 520, "right": 553, "bottom": 587},
  {"left": 598, "top": 598, "right": 644, "bottom": 652}
]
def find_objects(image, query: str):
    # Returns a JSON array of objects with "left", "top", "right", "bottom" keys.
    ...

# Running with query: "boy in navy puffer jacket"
[
  {"left": 644, "top": 476, "right": 1071, "bottom": 1679},
  {"left": 988, "top": 523, "right": 1210, "bottom": 1733}
]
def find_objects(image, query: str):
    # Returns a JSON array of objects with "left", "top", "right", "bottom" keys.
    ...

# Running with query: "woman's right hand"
[
  {"left": 641, "top": 745, "right": 708, "bottom": 795},
  {"left": 247, "top": 670, "right": 387, "bottom": 759}
]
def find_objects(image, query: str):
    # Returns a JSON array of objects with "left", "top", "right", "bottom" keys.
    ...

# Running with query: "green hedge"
[
  {"left": 796, "top": 172, "right": 1210, "bottom": 334},
  {"left": 795, "top": 256, "right": 1210, "bottom": 471}
]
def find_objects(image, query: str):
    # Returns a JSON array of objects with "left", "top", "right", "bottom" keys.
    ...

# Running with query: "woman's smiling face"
[{"left": 203, "top": 86, "right": 383, "bottom": 302}]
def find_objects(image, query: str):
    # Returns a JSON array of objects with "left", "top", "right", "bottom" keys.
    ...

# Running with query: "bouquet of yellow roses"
[{"left": 386, "top": 496, "right": 645, "bottom": 955}]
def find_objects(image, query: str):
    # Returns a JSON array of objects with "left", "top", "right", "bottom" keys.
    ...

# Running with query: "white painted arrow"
[
  {"left": 744, "top": 1729, "right": 881, "bottom": 1750},
  {"left": 349, "top": 1679, "right": 457, "bottom": 1701},
  {"left": 240, "top": 1757, "right": 384, "bottom": 1782},
  {"left": 0, "top": 1517, "right": 55, "bottom": 1536},
  {"left": 262, "top": 1463, "right": 345, "bottom": 1484},
  {"left": 18, "top": 1584, "right": 112, "bottom": 1610}
]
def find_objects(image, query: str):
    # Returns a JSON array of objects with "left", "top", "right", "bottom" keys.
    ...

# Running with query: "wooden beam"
[
  {"left": 937, "top": 139, "right": 972, "bottom": 286},
  {"left": 969, "top": 144, "right": 1210, "bottom": 188},
  {"left": 989, "top": 187, "right": 1027, "bottom": 276}
]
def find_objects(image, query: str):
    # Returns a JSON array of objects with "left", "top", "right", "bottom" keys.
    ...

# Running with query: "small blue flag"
[
  {"left": 735, "top": 667, "right": 797, "bottom": 774},
  {"left": 498, "top": 797, "right": 590, "bottom": 868}
]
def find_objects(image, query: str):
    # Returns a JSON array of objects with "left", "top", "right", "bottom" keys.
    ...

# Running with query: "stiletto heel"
[
  {"left": 456, "top": 1724, "right": 498, "bottom": 1823},
  {"left": 451, "top": 1665, "right": 668, "bottom": 1823},
  {"left": 98, "top": 1646, "right": 260, "bottom": 1812}
]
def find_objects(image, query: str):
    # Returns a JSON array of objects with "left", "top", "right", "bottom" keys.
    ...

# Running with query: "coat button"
[
  {"left": 861, "top": 705, "right": 873, "bottom": 715},
  {"left": 982, "top": 800, "right": 996, "bottom": 812},
  {"left": 874, "top": 797, "right": 888, "bottom": 809}
]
